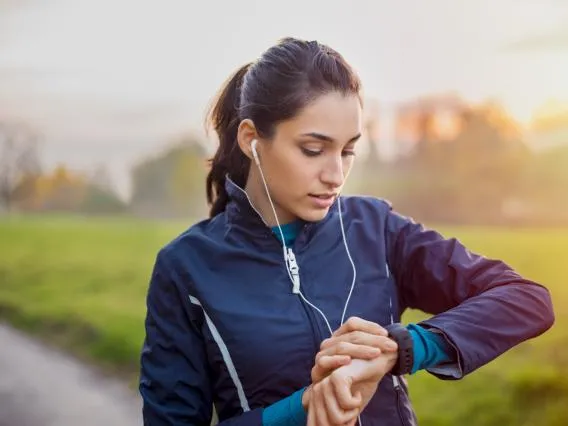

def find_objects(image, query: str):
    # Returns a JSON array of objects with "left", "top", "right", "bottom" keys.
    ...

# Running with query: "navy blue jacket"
[{"left": 139, "top": 178, "right": 555, "bottom": 425}]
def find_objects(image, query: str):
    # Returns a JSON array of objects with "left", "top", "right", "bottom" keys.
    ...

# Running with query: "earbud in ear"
[{"left": 251, "top": 139, "right": 260, "bottom": 166}]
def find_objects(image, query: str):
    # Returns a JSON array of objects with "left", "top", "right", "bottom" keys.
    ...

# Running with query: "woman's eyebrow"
[{"left": 300, "top": 132, "right": 362, "bottom": 143}]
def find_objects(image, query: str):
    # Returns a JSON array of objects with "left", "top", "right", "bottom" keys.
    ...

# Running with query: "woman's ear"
[{"left": 237, "top": 119, "right": 258, "bottom": 161}]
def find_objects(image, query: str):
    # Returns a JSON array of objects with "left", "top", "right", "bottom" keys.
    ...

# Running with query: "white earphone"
[{"left": 251, "top": 139, "right": 260, "bottom": 166}]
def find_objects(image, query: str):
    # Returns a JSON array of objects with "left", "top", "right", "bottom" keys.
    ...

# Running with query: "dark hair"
[{"left": 205, "top": 37, "right": 362, "bottom": 217}]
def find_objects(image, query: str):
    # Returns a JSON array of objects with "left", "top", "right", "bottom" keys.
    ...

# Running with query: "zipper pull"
[
  {"left": 392, "top": 374, "right": 401, "bottom": 390},
  {"left": 292, "top": 275, "right": 300, "bottom": 294},
  {"left": 286, "top": 248, "right": 301, "bottom": 294}
]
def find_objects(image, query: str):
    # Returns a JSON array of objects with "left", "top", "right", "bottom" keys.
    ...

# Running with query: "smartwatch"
[{"left": 385, "top": 322, "right": 414, "bottom": 376}]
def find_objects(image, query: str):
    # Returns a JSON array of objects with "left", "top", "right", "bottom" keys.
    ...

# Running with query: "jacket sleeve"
[
  {"left": 384, "top": 204, "right": 555, "bottom": 380},
  {"left": 139, "top": 249, "right": 264, "bottom": 425}
]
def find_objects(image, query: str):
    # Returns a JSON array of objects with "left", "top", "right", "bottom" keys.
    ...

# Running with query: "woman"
[{"left": 139, "top": 37, "right": 555, "bottom": 426}]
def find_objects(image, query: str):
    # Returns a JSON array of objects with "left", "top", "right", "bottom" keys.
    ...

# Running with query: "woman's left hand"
[
  {"left": 306, "top": 373, "right": 361, "bottom": 426},
  {"left": 306, "top": 352, "right": 398, "bottom": 425}
]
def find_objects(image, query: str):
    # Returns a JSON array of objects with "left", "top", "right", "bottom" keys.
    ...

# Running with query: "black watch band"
[{"left": 385, "top": 322, "right": 414, "bottom": 376}]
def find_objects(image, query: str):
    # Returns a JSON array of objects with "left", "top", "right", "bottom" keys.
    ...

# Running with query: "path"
[{"left": 0, "top": 323, "right": 142, "bottom": 426}]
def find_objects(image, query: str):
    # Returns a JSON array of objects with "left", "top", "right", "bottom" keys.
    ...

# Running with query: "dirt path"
[{"left": 0, "top": 323, "right": 142, "bottom": 426}]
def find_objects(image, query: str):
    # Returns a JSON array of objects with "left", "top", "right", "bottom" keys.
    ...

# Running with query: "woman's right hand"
[{"left": 311, "top": 317, "right": 398, "bottom": 383}]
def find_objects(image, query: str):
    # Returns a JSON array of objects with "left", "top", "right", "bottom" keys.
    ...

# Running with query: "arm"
[
  {"left": 139, "top": 249, "right": 263, "bottom": 425},
  {"left": 385, "top": 204, "right": 555, "bottom": 379}
]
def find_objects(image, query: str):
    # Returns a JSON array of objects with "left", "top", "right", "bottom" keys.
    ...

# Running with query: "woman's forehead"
[{"left": 279, "top": 92, "right": 362, "bottom": 140}]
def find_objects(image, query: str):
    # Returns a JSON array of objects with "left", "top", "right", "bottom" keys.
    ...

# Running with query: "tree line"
[{"left": 1, "top": 101, "right": 567, "bottom": 226}]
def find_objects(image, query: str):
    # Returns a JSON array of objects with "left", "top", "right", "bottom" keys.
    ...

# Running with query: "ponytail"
[{"left": 205, "top": 62, "right": 252, "bottom": 217}]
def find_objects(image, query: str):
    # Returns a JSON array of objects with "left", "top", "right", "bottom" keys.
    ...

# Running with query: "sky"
[{"left": 0, "top": 0, "right": 567, "bottom": 197}]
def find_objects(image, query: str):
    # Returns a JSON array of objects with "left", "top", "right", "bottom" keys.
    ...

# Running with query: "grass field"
[{"left": 1, "top": 215, "right": 567, "bottom": 425}]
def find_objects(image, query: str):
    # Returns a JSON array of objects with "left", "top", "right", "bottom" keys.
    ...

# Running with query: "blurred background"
[{"left": 1, "top": 0, "right": 567, "bottom": 425}]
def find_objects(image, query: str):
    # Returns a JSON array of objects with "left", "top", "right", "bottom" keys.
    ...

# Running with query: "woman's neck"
[{"left": 243, "top": 173, "right": 297, "bottom": 227}]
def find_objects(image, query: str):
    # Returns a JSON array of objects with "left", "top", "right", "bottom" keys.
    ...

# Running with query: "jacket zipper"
[
  {"left": 393, "top": 376, "right": 408, "bottom": 426},
  {"left": 297, "top": 277, "right": 327, "bottom": 346},
  {"left": 292, "top": 247, "right": 327, "bottom": 355}
]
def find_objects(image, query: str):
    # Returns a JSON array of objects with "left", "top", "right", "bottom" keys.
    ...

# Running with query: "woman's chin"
[{"left": 297, "top": 207, "right": 331, "bottom": 223}]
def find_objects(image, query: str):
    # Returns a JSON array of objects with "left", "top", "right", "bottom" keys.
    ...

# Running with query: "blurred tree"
[
  {"left": 364, "top": 99, "right": 381, "bottom": 168},
  {"left": 11, "top": 162, "right": 127, "bottom": 215},
  {"left": 41, "top": 165, "right": 88, "bottom": 212},
  {"left": 518, "top": 144, "right": 568, "bottom": 225},
  {"left": 89, "top": 164, "right": 114, "bottom": 193},
  {"left": 441, "top": 105, "right": 531, "bottom": 220},
  {"left": 381, "top": 99, "right": 533, "bottom": 224},
  {"left": 0, "top": 121, "right": 42, "bottom": 212},
  {"left": 130, "top": 134, "right": 208, "bottom": 219},
  {"left": 79, "top": 185, "right": 128, "bottom": 215},
  {"left": 531, "top": 100, "right": 568, "bottom": 132},
  {"left": 80, "top": 164, "right": 127, "bottom": 214}
]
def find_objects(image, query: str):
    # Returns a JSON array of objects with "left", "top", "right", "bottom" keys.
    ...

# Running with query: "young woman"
[{"left": 138, "top": 37, "right": 555, "bottom": 426}]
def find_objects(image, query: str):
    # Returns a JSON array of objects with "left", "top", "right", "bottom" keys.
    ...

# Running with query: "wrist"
[{"left": 301, "top": 385, "right": 311, "bottom": 411}]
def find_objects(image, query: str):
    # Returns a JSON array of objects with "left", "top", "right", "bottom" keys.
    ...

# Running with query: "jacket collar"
[{"left": 224, "top": 175, "right": 270, "bottom": 232}]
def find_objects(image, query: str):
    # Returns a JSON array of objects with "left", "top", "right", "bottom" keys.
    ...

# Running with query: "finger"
[
  {"left": 317, "top": 341, "right": 382, "bottom": 361},
  {"left": 330, "top": 370, "right": 362, "bottom": 411},
  {"left": 332, "top": 317, "right": 388, "bottom": 338},
  {"left": 307, "top": 404, "right": 316, "bottom": 426},
  {"left": 307, "top": 387, "right": 316, "bottom": 426},
  {"left": 321, "top": 333, "right": 397, "bottom": 353},
  {"left": 313, "top": 383, "right": 333, "bottom": 426},
  {"left": 341, "top": 391, "right": 362, "bottom": 426},
  {"left": 312, "top": 355, "right": 351, "bottom": 382},
  {"left": 322, "top": 376, "right": 359, "bottom": 425},
  {"left": 314, "top": 353, "right": 351, "bottom": 368},
  {"left": 341, "top": 414, "right": 359, "bottom": 426}
]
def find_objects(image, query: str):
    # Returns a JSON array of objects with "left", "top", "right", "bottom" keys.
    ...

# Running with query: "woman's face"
[{"left": 249, "top": 91, "right": 363, "bottom": 225}]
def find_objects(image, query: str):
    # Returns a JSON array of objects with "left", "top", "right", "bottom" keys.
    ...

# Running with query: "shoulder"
[
  {"left": 332, "top": 194, "right": 396, "bottom": 242},
  {"left": 338, "top": 193, "right": 394, "bottom": 219},
  {"left": 338, "top": 194, "right": 423, "bottom": 242},
  {"left": 154, "top": 213, "right": 227, "bottom": 272}
]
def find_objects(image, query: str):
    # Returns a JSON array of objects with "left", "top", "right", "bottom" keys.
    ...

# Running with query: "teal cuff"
[
  {"left": 262, "top": 387, "right": 307, "bottom": 426},
  {"left": 407, "top": 324, "right": 453, "bottom": 374}
]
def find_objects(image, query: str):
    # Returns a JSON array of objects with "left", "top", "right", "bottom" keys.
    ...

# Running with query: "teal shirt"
[
  {"left": 272, "top": 221, "right": 304, "bottom": 247},
  {"left": 262, "top": 221, "right": 452, "bottom": 426}
]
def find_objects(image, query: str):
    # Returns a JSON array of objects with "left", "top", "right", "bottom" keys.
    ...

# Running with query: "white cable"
[
  {"left": 241, "top": 160, "right": 363, "bottom": 424},
  {"left": 254, "top": 159, "right": 301, "bottom": 292},
  {"left": 338, "top": 196, "right": 357, "bottom": 326},
  {"left": 337, "top": 196, "right": 364, "bottom": 426},
  {"left": 253, "top": 161, "right": 353, "bottom": 330}
]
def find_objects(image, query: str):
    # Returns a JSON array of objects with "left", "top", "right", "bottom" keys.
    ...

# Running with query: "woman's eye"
[
  {"left": 301, "top": 147, "right": 322, "bottom": 157},
  {"left": 342, "top": 150, "right": 356, "bottom": 157}
]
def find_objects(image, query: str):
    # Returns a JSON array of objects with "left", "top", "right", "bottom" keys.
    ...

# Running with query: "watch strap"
[{"left": 385, "top": 322, "right": 414, "bottom": 376}]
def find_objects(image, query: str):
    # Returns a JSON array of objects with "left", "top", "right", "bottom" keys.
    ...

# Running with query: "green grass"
[
  {"left": 0, "top": 214, "right": 567, "bottom": 425},
  {"left": 0, "top": 214, "right": 183, "bottom": 376}
]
